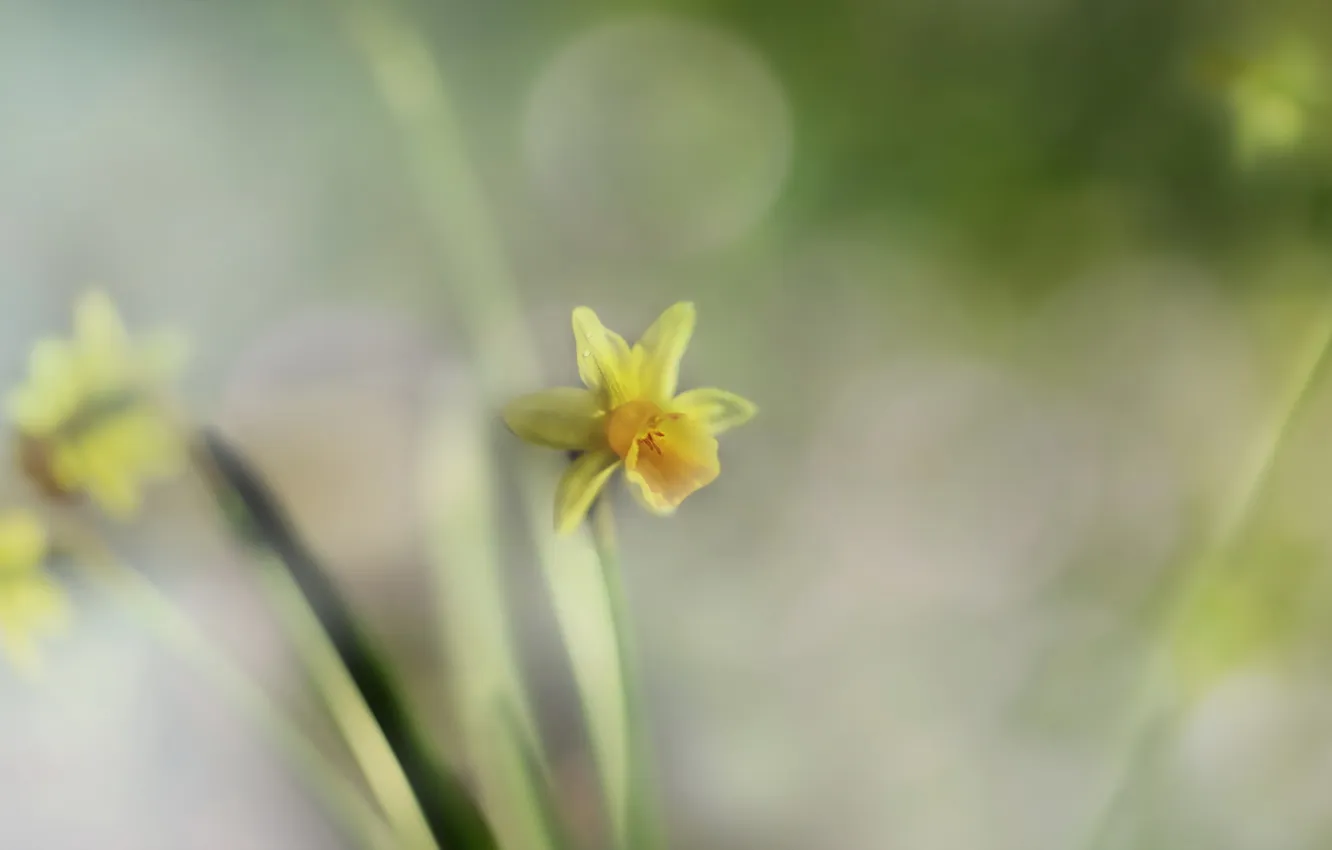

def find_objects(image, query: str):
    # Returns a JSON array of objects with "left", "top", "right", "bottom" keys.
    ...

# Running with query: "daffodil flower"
[
  {"left": 504, "top": 302, "right": 756, "bottom": 534},
  {"left": 8, "top": 291, "right": 188, "bottom": 519},
  {"left": 0, "top": 511, "right": 67, "bottom": 672}
]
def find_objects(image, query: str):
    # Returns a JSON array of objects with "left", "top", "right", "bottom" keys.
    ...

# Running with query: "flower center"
[
  {"left": 606, "top": 399, "right": 662, "bottom": 459},
  {"left": 621, "top": 408, "right": 721, "bottom": 509},
  {"left": 607, "top": 399, "right": 721, "bottom": 508}
]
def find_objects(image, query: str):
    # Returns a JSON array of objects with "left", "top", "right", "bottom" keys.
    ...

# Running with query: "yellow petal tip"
[{"left": 570, "top": 306, "right": 600, "bottom": 327}]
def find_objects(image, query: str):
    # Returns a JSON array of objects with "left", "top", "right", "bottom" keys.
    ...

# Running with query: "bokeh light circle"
[{"left": 523, "top": 14, "right": 795, "bottom": 256}]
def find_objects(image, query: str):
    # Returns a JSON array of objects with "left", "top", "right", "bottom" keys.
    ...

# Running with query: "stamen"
[
  {"left": 606, "top": 399, "right": 663, "bottom": 458},
  {"left": 638, "top": 428, "right": 666, "bottom": 455}
]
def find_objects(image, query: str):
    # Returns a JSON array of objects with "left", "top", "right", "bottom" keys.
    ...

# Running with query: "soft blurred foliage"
[{"left": 6, "top": 0, "right": 1332, "bottom": 849}]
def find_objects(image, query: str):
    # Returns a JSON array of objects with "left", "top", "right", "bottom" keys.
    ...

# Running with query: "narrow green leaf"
[
  {"left": 196, "top": 429, "right": 495, "bottom": 850},
  {"left": 497, "top": 699, "right": 577, "bottom": 850}
]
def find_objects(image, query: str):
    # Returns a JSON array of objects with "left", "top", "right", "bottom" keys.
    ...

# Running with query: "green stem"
[
  {"left": 1078, "top": 306, "right": 1332, "bottom": 850},
  {"left": 592, "top": 500, "right": 666, "bottom": 850},
  {"left": 80, "top": 548, "right": 399, "bottom": 850},
  {"left": 195, "top": 429, "right": 495, "bottom": 850}
]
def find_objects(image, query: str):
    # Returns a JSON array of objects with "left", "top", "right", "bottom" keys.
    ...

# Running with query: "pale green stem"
[
  {"left": 332, "top": 1, "right": 642, "bottom": 847},
  {"left": 592, "top": 500, "right": 665, "bottom": 850},
  {"left": 524, "top": 470, "right": 634, "bottom": 847},
  {"left": 1079, "top": 306, "right": 1332, "bottom": 850},
  {"left": 78, "top": 547, "right": 400, "bottom": 850}
]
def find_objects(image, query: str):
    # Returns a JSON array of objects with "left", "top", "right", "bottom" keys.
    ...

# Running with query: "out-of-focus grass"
[
  {"left": 1079, "top": 293, "right": 1332, "bottom": 850},
  {"left": 79, "top": 544, "right": 399, "bottom": 850},
  {"left": 333, "top": 2, "right": 647, "bottom": 849}
]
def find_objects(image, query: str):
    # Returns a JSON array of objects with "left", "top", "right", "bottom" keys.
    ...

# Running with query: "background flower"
[
  {"left": 0, "top": 511, "right": 66, "bottom": 673},
  {"left": 8, "top": 291, "right": 187, "bottom": 518}
]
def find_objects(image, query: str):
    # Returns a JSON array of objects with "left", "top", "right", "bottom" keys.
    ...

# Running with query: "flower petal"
[
  {"left": 81, "top": 441, "right": 143, "bottom": 519},
  {"left": 8, "top": 340, "right": 82, "bottom": 435},
  {"left": 75, "top": 290, "right": 130, "bottom": 353},
  {"left": 503, "top": 387, "right": 606, "bottom": 450},
  {"left": 102, "top": 409, "right": 184, "bottom": 479},
  {"left": 637, "top": 302, "right": 695, "bottom": 403},
  {"left": 75, "top": 292, "right": 135, "bottom": 393},
  {"left": 554, "top": 449, "right": 621, "bottom": 535},
  {"left": 0, "top": 513, "right": 47, "bottom": 574},
  {"left": 626, "top": 474, "right": 677, "bottom": 516},
  {"left": 671, "top": 388, "right": 758, "bottom": 434},
  {"left": 49, "top": 443, "right": 85, "bottom": 490},
  {"left": 572, "top": 307, "right": 635, "bottom": 407},
  {"left": 0, "top": 571, "right": 67, "bottom": 673}
]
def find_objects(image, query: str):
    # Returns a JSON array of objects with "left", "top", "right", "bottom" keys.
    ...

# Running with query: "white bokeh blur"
[
  {"left": 524, "top": 15, "right": 793, "bottom": 258},
  {"left": 3, "top": 3, "right": 1332, "bottom": 850}
]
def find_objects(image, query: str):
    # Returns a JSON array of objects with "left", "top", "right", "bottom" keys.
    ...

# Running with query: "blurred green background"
[{"left": 5, "top": 0, "right": 1332, "bottom": 848}]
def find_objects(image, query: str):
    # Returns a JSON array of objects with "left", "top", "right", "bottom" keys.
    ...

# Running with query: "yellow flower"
[
  {"left": 8, "top": 291, "right": 188, "bottom": 518},
  {"left": 0, "top": 511, "right": 67, "bottom": 673},
  {"left": 504, "top": 302, "right": 757, "bottom": 534}
]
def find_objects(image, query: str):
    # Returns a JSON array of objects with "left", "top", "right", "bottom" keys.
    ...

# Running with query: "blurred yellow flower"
[
  {"left": 0, "top": 511, "right": 67, "bottom": 673},
  {"left": 504, "top": 302, "right": 757, "bottom": 534},
  {"left": 1200, "top": 38, "right": 1325, "bottom": 165},
  {"left": 8, "top": 291, "right": 188, "bottom": 519},
  {"left": 1169, "top": 538, "right": 1320, "bottom": 700}
]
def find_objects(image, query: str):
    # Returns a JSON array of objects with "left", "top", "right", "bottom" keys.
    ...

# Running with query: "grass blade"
[
  {"left": 196, "top": 429, "right": 495, "bottom": 850},
  {"left": 1078, "top": 304, "right": 1332, "bottom": 850},
  {"left": 328, "top": 1, "right": 643, "bottom": 845},
  {"left": 72, "top": 541, "right": 399, "bottom": 850},
  {"left": 422, "top": 408, "right": 556, "bottom": 850}
]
